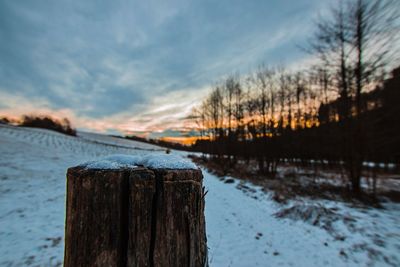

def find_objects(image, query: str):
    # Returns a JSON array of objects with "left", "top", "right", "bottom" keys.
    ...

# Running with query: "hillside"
[{"left": 0, "top": 124, "right": 399, "bottom": 266}]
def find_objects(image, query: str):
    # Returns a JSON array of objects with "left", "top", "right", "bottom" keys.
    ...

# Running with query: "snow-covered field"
[{"left": 0, "top": 124, "right": 399, "bottom": 266}]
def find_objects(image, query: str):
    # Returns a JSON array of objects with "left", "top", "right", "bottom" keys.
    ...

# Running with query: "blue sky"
[{"left": 0, "top": 0, "right": 329, "bottom": 135}]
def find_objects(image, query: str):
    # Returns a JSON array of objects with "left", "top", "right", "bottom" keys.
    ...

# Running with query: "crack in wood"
[{"left": 64, "top": 166, "right": 207, "bottom": 267}]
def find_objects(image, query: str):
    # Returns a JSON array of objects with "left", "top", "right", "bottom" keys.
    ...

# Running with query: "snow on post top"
[
  {"left": 79, "top": 153, "right": 197, "bottom": 170},
  {"left": 79, "top": 154, "right": 140, "bottom": 170},
  {"left": 139, "top": 154, "right": 197, "bottom": 170}
]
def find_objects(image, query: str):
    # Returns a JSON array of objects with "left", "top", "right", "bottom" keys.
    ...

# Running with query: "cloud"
[{"left": 0, "top": 0, "right": 330, "bottom": 135}]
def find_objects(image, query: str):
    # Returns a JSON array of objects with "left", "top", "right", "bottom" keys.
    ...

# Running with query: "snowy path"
[
  {"left": 203, "top": 170, "right": 400, "bottom": 266},
  {"left": 0, "top": 125, "right": 399, "bottom": 266}
]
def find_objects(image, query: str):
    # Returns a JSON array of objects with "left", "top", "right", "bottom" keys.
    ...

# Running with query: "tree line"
[
  {"left": 0, "top": 115, "right": 76, "bottom": 136},
  {"left": 190, "top": 0, "right": 399, "bottom": 193}
]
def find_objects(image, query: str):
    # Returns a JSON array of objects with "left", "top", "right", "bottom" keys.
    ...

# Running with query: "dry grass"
[{"left": 190, "top": 155, "right": 400, "bottom": 206}]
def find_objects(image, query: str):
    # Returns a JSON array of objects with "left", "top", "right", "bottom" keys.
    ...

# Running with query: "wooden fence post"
[{"left": 64, "top": 161, "right": 207, "bottom": 267}]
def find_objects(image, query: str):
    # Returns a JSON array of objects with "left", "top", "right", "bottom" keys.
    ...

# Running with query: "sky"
[{"left": 0, "top": 0, "right": 330, "bottom": 137}]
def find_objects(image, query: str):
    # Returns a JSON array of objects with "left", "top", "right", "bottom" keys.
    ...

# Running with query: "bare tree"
[{"left": 310, "top": 0, "right": 400, "bottom": 192}]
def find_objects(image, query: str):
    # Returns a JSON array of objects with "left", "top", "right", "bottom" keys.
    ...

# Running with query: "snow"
[
  {"left": 139, "top": 154, "right": 198, "bottom": 169},
  {"left": 205, "top": 176, "right": 400, "bottom": 266},
  {"left": 78, "top": 131, "right": 163, "bottom": 151},
  {"left": 81, "top": 159, "right": 137, "bottom": 170},
  {"left": 1, "top": 124, "right": 399, "bottom": 267},
  {"left": 80, "top": 154, "right": 140, "bottom": 170},
  {"left": 79, "top": 153, "right": 197, "bottom": 170}
]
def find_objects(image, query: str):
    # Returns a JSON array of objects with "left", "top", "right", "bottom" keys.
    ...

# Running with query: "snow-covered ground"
[{"left": 0, "top": 124, "right": 399, "bottom": 266}]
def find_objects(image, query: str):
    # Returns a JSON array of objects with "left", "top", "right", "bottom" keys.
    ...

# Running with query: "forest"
[{"left": 190, "top": 0, "right": 400, "bottom": 194}]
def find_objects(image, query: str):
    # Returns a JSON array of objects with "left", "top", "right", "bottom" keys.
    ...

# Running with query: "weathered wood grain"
[
  {"left": 151, "top": 169, "right": 207, "bottom": 267},
  {"left": 64, "top": 166, "right": 207, "bottom": 267},
  {"left": 64, "top": 167, "right": 131, "bottom": 267}
]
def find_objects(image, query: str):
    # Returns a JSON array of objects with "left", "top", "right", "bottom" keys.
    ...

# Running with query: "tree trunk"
[{"left": 64, "top": 166, "right": 207, "bottom": 267}]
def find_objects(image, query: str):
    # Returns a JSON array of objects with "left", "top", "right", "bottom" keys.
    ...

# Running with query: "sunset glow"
[{"left": 0, "top": 1, "right": 331, "bottom": 138}]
